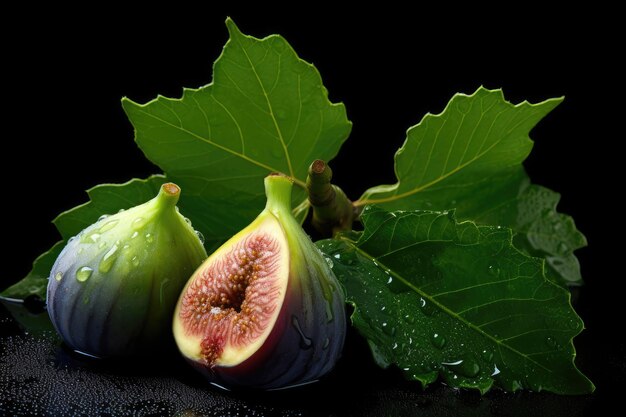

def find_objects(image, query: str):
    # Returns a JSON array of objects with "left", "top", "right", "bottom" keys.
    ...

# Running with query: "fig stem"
[
  {"left": 156, "top": 182, "right": 181, "bottom": 208},
  {"left": 265, "top": 174, "right": 294, "bottom": 216},
  {"left": 306, "top": 160, "right": 356, "bottom": 237}
]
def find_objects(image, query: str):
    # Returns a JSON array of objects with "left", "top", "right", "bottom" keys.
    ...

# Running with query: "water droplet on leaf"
[{"left": 431, "top": 333, "right": 446, "bottom": 349}]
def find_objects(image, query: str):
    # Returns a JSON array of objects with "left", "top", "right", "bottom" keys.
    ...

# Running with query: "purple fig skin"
[
  {"left": 47, "top": 183, "right": 207, "bottom": 358},
  {"left": 174, "top": 175, "right": 346, "bottom": 389}
]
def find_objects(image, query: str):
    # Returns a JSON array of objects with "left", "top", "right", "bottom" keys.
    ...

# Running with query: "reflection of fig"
[
  {"left": 173, "top": 174, "right": 346, "bottom": 389},
  {"left": 47, "top": 183, "right": 207, "bottom": 358}
]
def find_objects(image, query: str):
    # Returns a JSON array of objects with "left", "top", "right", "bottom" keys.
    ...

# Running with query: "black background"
[{"left": 2, "top": 7, "right": 622, "bottom": 415}]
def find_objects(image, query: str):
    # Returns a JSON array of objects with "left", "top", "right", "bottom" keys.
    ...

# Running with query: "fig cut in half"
[{"left": 173, "top": 174, "right": 346, "bottom": 390}]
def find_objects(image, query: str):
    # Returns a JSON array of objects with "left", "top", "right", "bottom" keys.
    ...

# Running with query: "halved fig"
[{"left": 173, "top": 174, "right": 346, "bottom": 389}]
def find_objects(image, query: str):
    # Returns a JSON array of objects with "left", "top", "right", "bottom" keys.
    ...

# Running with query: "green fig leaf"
[
  {"left": 6, "top": 19, "right": 350, "bottom": 302},
  {"left": 1, "top": 176, "right": 166, "bottom": 300},
  {"left": 122, "top": 18, "right": 351, "bottom": 251},
  {"left": 1, "top": 242, "right": 64, "bottom": 301},
  {"left": 317, "top": 205, "right": 594, "bottom": 394},
  {"left": 356, "top": 88, "right": 585, "bottom": 286}
]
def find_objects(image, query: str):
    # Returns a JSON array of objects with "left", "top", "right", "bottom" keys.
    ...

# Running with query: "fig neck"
[
  {"left": 264, "top": 175, "right": 294, "bottom": 216},
  {"left": 153, "top": 183, "right": 181, "bottom": 212}
]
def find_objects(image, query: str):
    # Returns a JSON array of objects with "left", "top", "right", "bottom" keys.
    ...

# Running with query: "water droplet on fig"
[
  {"left": 98, "top": 220, "right": 119, "bottom": 233},
  {"left": 291, "top": 316, "right": 313, "bottom": 349},
  {"left": 76, "top": 267, "right": 93, "bottom": 282},
  {"left": 131, "top": 231, "right": 139, "bottom": 239},
  {"left": 131, "top": 256, "right": 140, "bottom": 267},
  {"left": 54, "top": 272, "right": 63, "bottom": 281},
  {"left": 132, "top": 217, "right": 146, "bottom": 229},
  {"left": 99, "top": 244, "right": 120, "bottom": 273},
  {"left": 98, "top": 214, "right": 109, "bottom": 221},
  {"left": 145, "top": 233, "right": 154, "bottom": 243},
  {"left": 324, "top": 256, "right": 334, "bottom": 269},
  {"left": 195, "top": 230, "right": 205, "bottom": 244},
  {"left": 98, "top": 241, "right": 107, "bottom": 249},
  {"left": 81, "top": 232, "right": 101, "bottom": 244}
]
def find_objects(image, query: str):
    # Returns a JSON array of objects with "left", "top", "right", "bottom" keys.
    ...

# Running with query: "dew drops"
[
  {"left": 491, "top": 364, "right": 501, "bottom": 376},
  {"left": 322, "top": 337, "right": 330, "bottom": 350},
  {"left": 291, "top": 316, "right": 313, "bottom": 350},
  {"left": 324, "top": 257, "right": 334, "bottom": 269},
  {"left": 488, "top": 265, "right": 501, "bottom": 277},
  {"left": 76, "top": 267, "right": 93, "bottom": 282},
  {"left": 403, "top": 314, "right": 416, "bottom": 324},
  {"left": 98, "top": 220, "right": 119, "bottom": 233},
  {"left": 184, "top": 217, "right": 192, "bottom": 227},
  {"left": 546, "top": 336, "right": 557, "bottom": 348},
  {"left": 99, "top": 244, "right": 120, "bottom": 273},
  {"left": 145, "top": 233, "right": 154, "bottom": 243},
  {"left": 431, "top": 333, "right": 446, "bottom": 349},
  {"left": 419, "top": 297, "right": 437, "bottom": 316},
  {"left": 481, "top": 350, "right": 494, "bottom": 362},
  {"left": 54, "top": 272, "right": 63, "bottom": 281},
  {"left": 82, "top": 232, "right": 101, "bottom": 244},
  {"left": 132, "top": 217, "right": 146, "bottom": 230},
  {"left": 442, "top": 358, "right": 480, "bottom": 378},
  {"left": 131, "top": 231, "right": 139, "bottom": 239},
  {"left": 333, "top": 253, "right": 341, "bottom": 259},
  {"left": 195, "top": 230, "right": 205, "bottom": 244},
  {"left": 98, "top": 241, "right": 107, "bottom": 249},
  {"left": 131, "top": 256, "right": 140, "bottom": 267},
  {"left": 98, "top": 214, "right": 109, "bottom": 221},
  {"left": 382, "top": 323, "right": 396, "bottom": 337}
]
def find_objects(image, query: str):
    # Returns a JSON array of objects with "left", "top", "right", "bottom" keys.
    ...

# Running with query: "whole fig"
[
  {"left": 173, "top": 174, "right": 346, "bottom": 389},
  {"left": 47, "top": 183, "right": 207, "bottom": 357}
]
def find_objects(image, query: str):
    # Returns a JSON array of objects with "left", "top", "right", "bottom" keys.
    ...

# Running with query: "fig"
[
  {"left": 47, "top": 183, "right": 207, "bottom": 358},
  {"left": 173, "top": 174, "right": 346, "bottom": 389}
]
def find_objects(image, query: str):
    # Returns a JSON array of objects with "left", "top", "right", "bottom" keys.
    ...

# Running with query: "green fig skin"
[
  {"left": 173, "top": 175, "right": 346, "bottom": 389},
  {"left": 47, "top": 183, "right": 207, "bottom": 358}
]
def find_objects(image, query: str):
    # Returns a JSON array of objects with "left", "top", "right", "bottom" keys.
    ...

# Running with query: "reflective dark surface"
[{"left": 0, "top": 294, "right": 617, "bottom": 417}]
